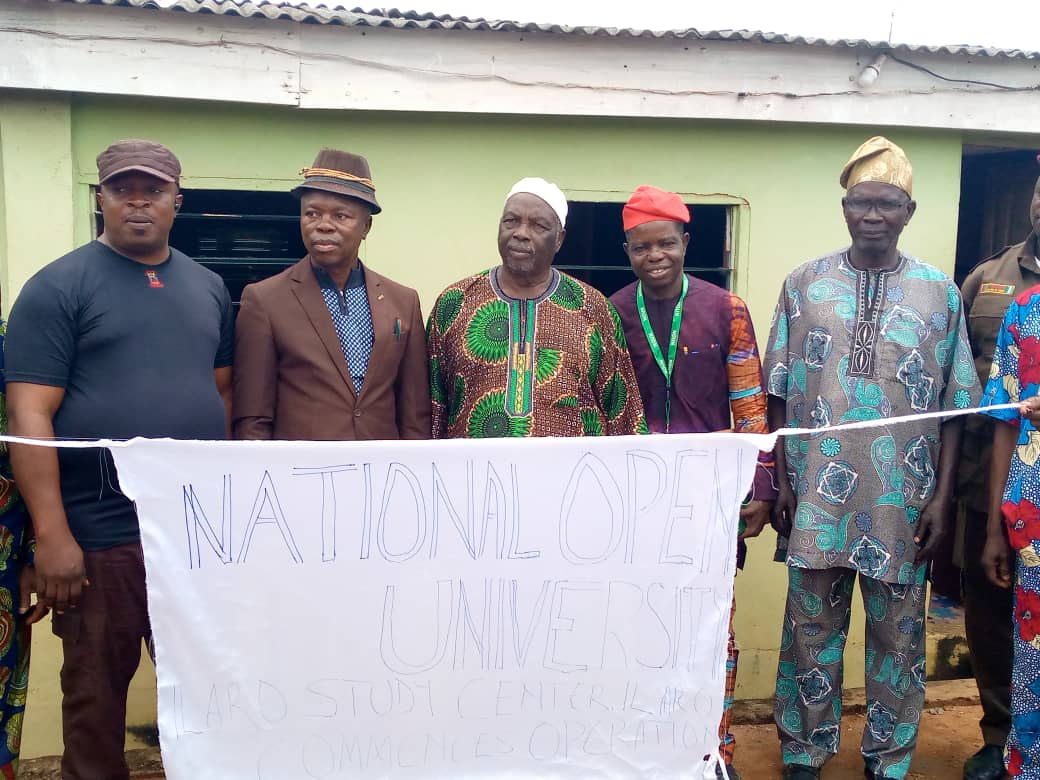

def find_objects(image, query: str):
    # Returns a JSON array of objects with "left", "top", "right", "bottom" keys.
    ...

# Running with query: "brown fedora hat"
[{"left": 292, "top": 148, "right": 381, "bottom": 214}]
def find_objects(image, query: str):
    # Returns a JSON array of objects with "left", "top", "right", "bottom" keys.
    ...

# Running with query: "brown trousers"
[{"left": 52, "top": 542, "right": 151, "bottom": 780}]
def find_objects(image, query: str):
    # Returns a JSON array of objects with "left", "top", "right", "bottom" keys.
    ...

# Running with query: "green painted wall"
[
  {"left": 0, "top": 90, "right": 993, "bottom": 759},
  {"left": 63, "top": 96, "right": 969, "bottom": 318},
  {"left": 0, "top": 95, "right": 76, "bottom": 308}
]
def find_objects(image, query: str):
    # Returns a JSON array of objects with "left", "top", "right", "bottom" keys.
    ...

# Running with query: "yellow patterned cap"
[{"left": 839, "top": 136, "right": 913, "bottom": 197}]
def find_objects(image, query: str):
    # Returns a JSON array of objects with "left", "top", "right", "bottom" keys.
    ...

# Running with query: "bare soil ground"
[
  {"left": 18, "top": 705, "right": 988, "bottom": 780},
  {"left": 19, "top": 682, "right": 990, "bottom": 779},
  {"left": 730, "top": 704, "right": 986, "bottom": 778}
]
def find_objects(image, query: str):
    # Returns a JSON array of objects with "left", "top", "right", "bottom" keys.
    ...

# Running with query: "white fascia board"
[
  {"left": 2, "top": 0, "right": 1039, "bottom": 134},
  {"left": 297, "top": 25, "right": 1040, "bottom": 133},
  {"left": 0, "top": 1, "right": 300, "bottom": 105}
]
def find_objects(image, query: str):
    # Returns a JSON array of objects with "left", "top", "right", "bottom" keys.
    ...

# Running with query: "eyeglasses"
[{"left": 844, "top": 198, "right": 909, "bottom": 215}]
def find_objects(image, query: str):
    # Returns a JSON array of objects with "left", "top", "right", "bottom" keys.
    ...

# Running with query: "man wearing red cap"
[
  {"left": 611, "top": 184, "right": 776, "bottom": 780},
  {"left": 5, "top": 139, "right": 234, "bottom": 779}
]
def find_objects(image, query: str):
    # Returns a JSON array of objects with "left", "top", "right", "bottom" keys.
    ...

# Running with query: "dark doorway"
[
  {"left": 954, "top": 147, "right": 1037, "bottom": 283},
  {"left": 934, "top": 145, "right": 1038, "bottom": 603}
]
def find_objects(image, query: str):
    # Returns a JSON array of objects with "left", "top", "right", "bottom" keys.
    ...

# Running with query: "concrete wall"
[{"left": 0, "top": 88, "right": 999, "bottom": 759}]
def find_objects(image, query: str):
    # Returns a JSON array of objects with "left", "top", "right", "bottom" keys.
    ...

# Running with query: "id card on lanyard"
[{"left": 635, "top": 274, "right": 688, "bottom": 433}]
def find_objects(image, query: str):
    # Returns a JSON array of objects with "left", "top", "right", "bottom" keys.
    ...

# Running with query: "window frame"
[{"left": 557, "top": 189, "right": 748, "bottom": 297}]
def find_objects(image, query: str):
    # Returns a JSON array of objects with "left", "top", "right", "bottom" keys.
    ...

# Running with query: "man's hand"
[
  {"left": 8, "top": 381, "right": 85, "bottom": 611},
  {"left": 34, "top": 527, "right": 88, "bottom": 611},
  {"left": 1020, "top": 397, "right": 1040, "bottom": 426},
  {"left": 982, "top": 526, "right": 1014, "bottom": 589},
  {"left": 739, "top": 500, "right": 772, "bottom": 540},
  {"left": 914, "top": 494, "right": 953, "bottom": 564},
  {"left": 18, "top": 565, "right": 48, "bottom": 625},
  {"left": 771, "top": 485, "right": 797, "bottom": 537}
]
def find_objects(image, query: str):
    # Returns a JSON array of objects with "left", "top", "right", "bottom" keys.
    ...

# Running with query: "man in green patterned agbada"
[{"left": 427, "top": 177, "right": 646, "bottom": 439}]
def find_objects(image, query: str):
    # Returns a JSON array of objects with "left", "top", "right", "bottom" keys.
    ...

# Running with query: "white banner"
[{"left": 108, "top": 433, "right": 762, "bottom": 780}]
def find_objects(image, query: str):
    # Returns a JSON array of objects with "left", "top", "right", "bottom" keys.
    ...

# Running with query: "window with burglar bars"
[
  {"left": 94, "top": 188, "right": 303, "bottom": 307},
  {"left": 93, "top": 191, "right": 733, "bottom": 305}
]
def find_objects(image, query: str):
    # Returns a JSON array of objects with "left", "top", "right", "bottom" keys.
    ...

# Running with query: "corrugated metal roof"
[{"left": 55, "top": 0, "right": 1040, "bottom": 60}]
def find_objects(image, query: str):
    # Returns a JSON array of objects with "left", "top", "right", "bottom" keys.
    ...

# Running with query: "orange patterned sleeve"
[{"left": 727, "top": 294, "right": 777, "bottom": 500}]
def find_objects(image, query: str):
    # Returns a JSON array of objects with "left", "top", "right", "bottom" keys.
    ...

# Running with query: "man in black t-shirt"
[{"left": 5, "top": 140, "right": 233, "bottom": 780}]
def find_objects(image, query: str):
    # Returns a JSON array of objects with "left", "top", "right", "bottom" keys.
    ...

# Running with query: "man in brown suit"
[{"left": 233, "top": 148, "right": 430, "bottom": 440}]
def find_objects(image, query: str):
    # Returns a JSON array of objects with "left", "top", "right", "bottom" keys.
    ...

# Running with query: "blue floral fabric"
[
  {"left": 0, "top": 319, "right": 30, "bottom": 777},
  {"left": 775, "top": 567, "right": 926, "bottom": 778},
  {"left": 980, "top": 287, "right": 1040, "bottom": 777},
  {"left": 764, "top": 250, "right": 980, "bottom": 584}
]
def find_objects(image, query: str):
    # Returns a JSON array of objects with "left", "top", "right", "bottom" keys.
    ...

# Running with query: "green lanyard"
[{"left": 635, "top": 274, "right": 688, "bottom": 433}]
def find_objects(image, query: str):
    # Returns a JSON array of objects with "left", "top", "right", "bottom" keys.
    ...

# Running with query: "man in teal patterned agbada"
[
  {"left": 427, "top": 177, "right": 646, "bottom": 439},
  {"left": 763, "top": 137, "right": 981, "bottom": 780}
]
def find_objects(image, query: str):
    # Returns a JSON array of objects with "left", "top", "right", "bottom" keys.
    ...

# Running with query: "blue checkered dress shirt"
[{"left": 314, "top": 263, "right": 374, "bottom": 394}]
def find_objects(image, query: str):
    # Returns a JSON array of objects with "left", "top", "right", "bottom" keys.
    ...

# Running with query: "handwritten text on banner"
[{"left": 109, "top": 433, "right": 760, "bottom": 779}]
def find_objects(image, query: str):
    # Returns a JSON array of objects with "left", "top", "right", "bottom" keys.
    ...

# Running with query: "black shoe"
[
  {"left": 783, "top": 765, "right": 821, "bottom": 779},
  {"left": 964, "top": 744, "right": 1008, "bottom": 780}
]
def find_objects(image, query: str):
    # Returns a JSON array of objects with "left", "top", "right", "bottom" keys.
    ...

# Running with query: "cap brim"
[
  {"left": 99, "top": 164, "right": 177, "bottom": 184},
  {"left": 291, "top": 181, "right": 381, "bottom": 214}
]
